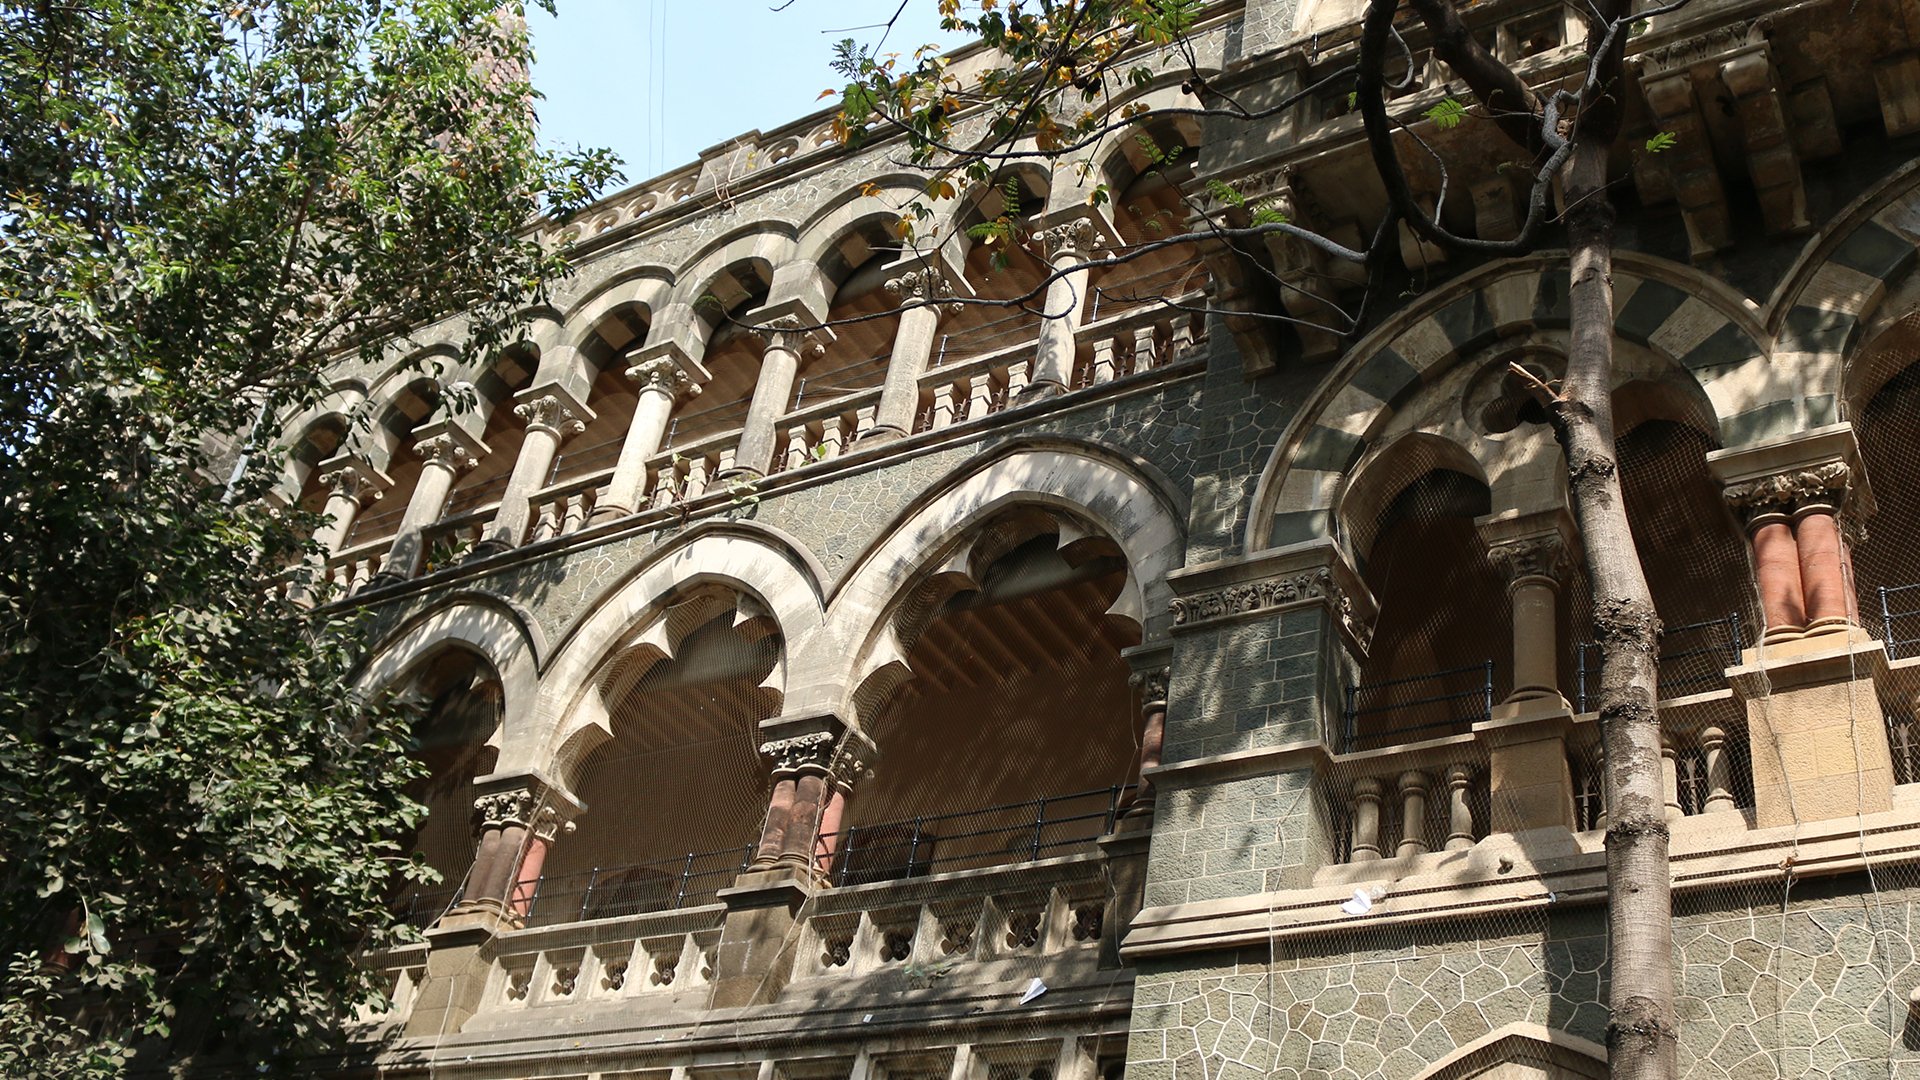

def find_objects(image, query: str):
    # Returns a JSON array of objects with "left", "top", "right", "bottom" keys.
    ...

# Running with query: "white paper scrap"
[
  {"left": 1340, "top": 888, "right": 1372, "bottom": 915},
  {"left": 1020, "top": 978, "right": 1048, "bottom": 1004}
]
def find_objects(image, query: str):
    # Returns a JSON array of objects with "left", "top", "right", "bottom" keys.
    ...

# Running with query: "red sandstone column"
[
  {"left": 1793, "top": 507, "right": 1852, "bottom": 632},
  {"left": 751, "top": 778, "right": 798, "bottom": 870},
  {"left": 1125, "top": 666, "right": 1170, "bottom": 816},
  {"left": 510, "top": 833, "right": 550, "bottom": 916},
  {"left": 1749, "top": 516, "right": 1807, "bottom": 643},
  {"left": 778, "top": 773, "right": 829, "bottom": 869},
  {"left": 814, "top": 789, "right": 847, "bottom": 875}
]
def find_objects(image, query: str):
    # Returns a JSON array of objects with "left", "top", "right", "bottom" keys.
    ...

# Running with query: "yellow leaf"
[{"left": 817, "top": 89, "right": 837, "bottom": 101}]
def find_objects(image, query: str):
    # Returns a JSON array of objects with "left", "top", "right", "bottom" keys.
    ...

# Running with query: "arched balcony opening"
[
  {"left": 789, "top": 231, "right": 905, "bottom": 410},
  {"left": 1851, "top": 345, "right": 1920, "bottom": 630},
  {"left": 829, "top": 516, "right": 1143, "bottom": 885},
  {"left": 1090, "top": 119, "right": 1208, "bottom": 327},
  {"left": 932, "top": 173, "right": 1052, "bottom": 373},
  {"left": 662, "top": 261, "right": 774, "bottom": 452},
  {"left": 526, "top": 594, "right": 782, "bottom": 926},
  {"left": 1346, "top": 467, "right": 1513, "bottom": 751},
  {"left": 550, "top": 316, "right": 649, "bottom": 486},
  {"left": 287, "top": 415, "right": 348, "bottom": 517},
  {"left": 439, "top": 352, "right": 537, "bottom": 543},
  {"left": 343, "top": 379, "right": 440, "bottom": 549},
  {"left": 392, "top": 648, "right": 502, "bottom": 927}
]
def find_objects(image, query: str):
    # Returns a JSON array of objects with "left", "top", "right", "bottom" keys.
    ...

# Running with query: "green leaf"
[
  {"left": 1645, "top": 131, "right": 1678, "bottom": 154},
  {"left": 1425, "top": 97, "right": 1469, "bottom": 130}
]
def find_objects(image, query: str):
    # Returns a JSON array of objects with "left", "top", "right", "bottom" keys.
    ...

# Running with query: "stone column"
[
  {"left": 597, "top": 347, "right": 703, "bottom": 519},
  {"left": 375, "top": 424, "right": 487, "bottom": 585},
  {"left": 450, "top": 778, "right": 580, "bottom": 926},
  {"left": 1713, "top": 427, "right": 1872, "bottom": 649},
  {"left": 1481, "top": 513, "right": 1579, "bottom": 712},
  {"left": 1027, "top": 218, "right": 1102, "bottom": 397},
  {"left": 478, "top": 386, "right": 591, "bottom": 556},
  {"left": 1123, "top": 663, "right": 1170, "bottom": 817},
  {"left": 732, "top": 315, "right": 833, "bottom": 477},
  {"left": 311, "top": 456, "right": 390, "bottom": 556},
  {"left": 863, "top": 266, "right": 961, "bottom": 442}
]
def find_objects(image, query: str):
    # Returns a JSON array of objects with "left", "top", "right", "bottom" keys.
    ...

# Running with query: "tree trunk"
[{"left": 1548, "top": 134, "right": 1676, "bottom": 1080}]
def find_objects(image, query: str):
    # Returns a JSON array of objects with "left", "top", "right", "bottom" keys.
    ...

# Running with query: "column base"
[
  {"left": 1491, "top": 690, "right": 1567, "bottom": 720},
  {"left": 1473, "top": 704, "right": 1577, "bottom": 833},
  {"left": 1016, "top": 381, "right": 1065, "bottom": 405},
  {"left": 587, "top": 502, "right": 635, "bottom": 526},
  {"left": 465, "top": 538, "right": 512, "bottom": 562},
  {"left": 1729, "top": 631, "right": 1895, "bottom": 828},
  {"left": 855, "top": 426, "right": 907, "bottom": 445}
]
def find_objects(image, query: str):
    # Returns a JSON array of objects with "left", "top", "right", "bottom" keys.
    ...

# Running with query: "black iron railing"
[
  {"left": 549, "top": 436, "right": 623, "bottom": 482},
  {"left": 514, "top": 846, "right": 755, "bottom": 928},
  {"left": 1574, "top": 611, "right": 1743, "bottom": 712},
  {"left": 824, "top": 784, "right": 1135, "bottom": 887},
  {"left": 1880, "top": 584, "right": 1920, "bottom": 661},
  {"left": 1342, "top": 661, "right": 1496, "bottom": 752}
]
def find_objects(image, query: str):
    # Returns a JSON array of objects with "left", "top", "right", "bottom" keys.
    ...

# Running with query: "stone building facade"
[{"left": 289, "top": 0, "right": 1920, "bottom": 1076}]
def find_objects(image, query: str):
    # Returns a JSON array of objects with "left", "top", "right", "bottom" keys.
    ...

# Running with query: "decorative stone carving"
[
  {"left": 1170, "top": 566, "right": 1374, "bottom": 654},
  {"left": 750, "top": 314, "right": 833, "bottom": 360},
  {"left": 761, "top": 730, "right": 838, "bottom": 777},
  {"left": 1129, "top": 666, "right": 1171, "bottom": 706},
  {"left": 1042, "top": 217, "right": 1101, "bottom": 260},
  {"left": 1634, "top": 16, "right": 1770, "bottom": 76},
  {"left": 827, "top": 733, "right": 877, "bottom": 789},
  {"left": 513, "top": 393, "right": 589, "bottom": 439},
  {"left": 320, "top": 465, "right": 385, "bottom": 507},
  {"left": 474, "top": 788, "right": 539, "bottom": 830},
  {"left": 883, "top": 266, "right": 962, "bottom": 316},
  {"left": 413, "top": 432, "right": 481, "bottom": 475},
  {"left": 1723, "top": 461, "right": 1852, "bottom": 519},
  {"left": 626, "top": 355, "right": 701, "bottom": 399},
  {"left": 1486, "top": 534, "right": 1576, "bottom": 584}
]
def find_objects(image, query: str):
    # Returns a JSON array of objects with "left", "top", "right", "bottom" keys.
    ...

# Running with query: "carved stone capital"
[
  {"left": 513, "top": 393, "right": 589, "bottom": 439},
  {"left": 1129, "top": 665, "right": 1171, "bottom": 707},
  {"left": 750, "top": 314, "right": 835, "bottom": 361},
  {"left": 1042, "top": 217, "right": 1101, "bottom": 260},
  {"left": 473, "top": 788, "right": 538, "bottom": 831},
  {"left": 471, "top": 774, "right": 582, "bottom": 837},
  {"left": 413, "top": 431, "right": 481, "bottom": 475},
  {"left": 883, "top": 266, "right": 962, "bottom": 317},
  {"left": 1486, "top": 533, "right": 1576, "bottom": 585},
  {"left": 626, "top": 355, "right": 701, "bottom": 400},
  {"left": 761, "top": 730, "right": 839, "bottom": 778},
  {"left": 1723, "top": 461, "right": 1852, "bottom": 521},
  {"left": 316, "top": 457, "right": 388, "bottom": 507},
  {"left": 827, "top": 729, "right": 880, "bottom": 792}
]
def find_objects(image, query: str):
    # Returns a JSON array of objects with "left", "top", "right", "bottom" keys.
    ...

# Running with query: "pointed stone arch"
[
  {"left": 356, "top": 591, "right": 544, "bottom": 761},
  {"left": 1409, "top": 1024, "right": 1608, "bottom": 1080},
  {"left": 1250, "top": 251, "right": 1769, "bottom": 553}
]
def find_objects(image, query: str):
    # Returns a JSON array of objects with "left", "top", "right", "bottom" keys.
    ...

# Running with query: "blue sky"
[{"left": 529, "top": 0, "right": 970, "bottom": 186}]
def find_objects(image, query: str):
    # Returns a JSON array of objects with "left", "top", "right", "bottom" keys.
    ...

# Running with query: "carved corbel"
[{"left": 1719, "top": 44, "right": 1809, "bottom": 237}]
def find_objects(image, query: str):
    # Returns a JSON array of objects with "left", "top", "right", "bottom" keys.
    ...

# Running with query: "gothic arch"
[
  {"left": 806, "top": 439, "right": 1187, "bottom": 727},
  {"left": 356, "top": 592, "right": 544, "bottom": 760},
  {"left": 1250, "top": 252, "right": 1768, "bottom": 553},
  {"left": 561, "top": 267, "right": 675, "bottom": 352},
  {"left": 1408, "top": 1024, "right": 1608, "bottom": 1080},
  {"left": 529, "top": 524, "right": 828, "bottom": 779}
]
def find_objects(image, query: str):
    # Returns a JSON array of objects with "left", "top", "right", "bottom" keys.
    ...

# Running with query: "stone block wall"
[{"left": 1164, "top": 607, "right": 1333, "bottom": 764}]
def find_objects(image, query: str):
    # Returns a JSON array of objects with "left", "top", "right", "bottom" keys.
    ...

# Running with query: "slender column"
[
  {"left": 1793, "top": 504, "right": 1852, "bottom": 631},
  {"left": 1028, "top": 219, "right": 1101, "bottom": 396},
  {"left": 1750, "top": 515, "right": 1807, "bottom": 642},
  {"left": 312, "top": 457, "right": 389, "bottom": 556},
  {"left": 1349, "top": 777, "right": 1385, "bottom": 862},
  {"left": 1125, "top": 666, "right": 1170, "bottom": 817},
  {"left": 751, "top": 778, "right": 799, "bottom": 869},
  {"left": 1699, "top": 726, "right": 1737, "bottom": 813},
  {"left": 814, "top": 788, "right": 847, "bottom": 876},
  {"left": 751, "top": 725, "right": 875, "bottom": 881},
  {"left": 1661, "top": 735, "right": 1684, "bottom": 821},
  {"left": 733, "top": 316, "right": 833, "bottom": 477},
  {"left": 460, "top": 785, "right": 578, "bottom": 921},
  {"left": 599, "top": 353, "right": 700, "bottom": 519},
  {"left": 1396, "top": 771, "right": 1430, "bottom": 858},
  {"left": 865, "top": 266, "right": 959, "bottom": 442},
  {"left": 510, "top": 807, "right": 574, "bottom": 917},
  {"left": 483, "top": 389, "right": 589, "bottom": 554},
  {"left": 1444, "top": 764, "right": 1476, "bottom": 851},
  {"left": 376, "top": 427, "right": 484, "bottom": 584},
  {"left": 1486, "top": 531, "right": 1575, "bottom": 705}
]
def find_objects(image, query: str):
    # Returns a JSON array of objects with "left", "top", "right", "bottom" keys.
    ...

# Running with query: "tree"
[
  {"left": 0, "top": 1, "right": 616, "bottom": 1074},
  {"left": 820, "top": 1, "right": 1675, "bottom": 1075}
]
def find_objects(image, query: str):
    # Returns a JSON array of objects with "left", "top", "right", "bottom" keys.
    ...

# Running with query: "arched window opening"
[
  {"left": 1094, "top": 124, "right": 1208, "bottom": 325},
  {"left": 1348, "top": 468, "right": 1511, "bottom": 751},
  {"left": 934, "top": 176, "right": 1051, "bottom": 371},
  {"left": 664, "top": 263, "right": 774, "bottom": 450},
  {"left": 551, "top": 322, "right": 649, "bottom": 485},
  {"left": 344, "top": 379, "right": 439, "bottom": 548},
  {"left": 529, "top": 599, "right": 781, "bottom": 926},
  {"left": 393, "top": 649, "right": 502, "bottom": 927},
  {"left": 793, "top": 244, "right": 906, "bottom": 409},
  {"left": 287, "top": 416, "right": 348, "bottom": 517},
  {"left": 831, "top": 527, "right": 1143, "bottom": 885},
  {"left": 1612, "top": 418, "right": 1755, "bottom": 704},
  {"left": 442, "top": 353, "right": 536, "bottom": 521}
]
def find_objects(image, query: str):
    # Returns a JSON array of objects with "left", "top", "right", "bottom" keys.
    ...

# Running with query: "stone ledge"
[{"left": 1120, "top": 799, "right": 1920, "bottom": 959}]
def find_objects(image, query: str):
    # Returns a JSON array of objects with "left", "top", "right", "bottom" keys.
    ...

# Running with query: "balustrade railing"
[
  {"left": 1880, "top": 583, "right": 1920, "bottom": 661},
  {"left": 417, "top": 503, "right": 499, "bottom": 573},
  {"left": 1071, "top": 306, "right": 1203, "bottom": 389},
  {"left": 914, "top": 357, "right": 1034, "bottom": 434},
  {"left": 773, "top": 388, "right": 885, "bottom": 473},
  {"left": 323, "top": 536, "right": 394, "bottom": 595},
  {"left": 1342, "top": 661, "right": 1496, "bottom": 753},
  {"left": 644, "top": 427, "right": 745, "bottom": 509},
  {"left": 510, "top": 847, "right": 755, "bottom": 929},
  {"left": 1327, "top": 754, "right": 1488, "bottom": 864},
  {"left": 821, "top": 784, "right": 1135, "bottom": 887},
  {"left": 528, "top": 469, "right": 613, "bottom": 544},
  {"left": 1887, "top": 710, "right": 1920, "bottom": 785},
  {"left": 1569, "top": 718, "right": 1750, "bottom": 831},
  {"left": 1574, "top": 611, "right": 1744, "bottom": 711}
]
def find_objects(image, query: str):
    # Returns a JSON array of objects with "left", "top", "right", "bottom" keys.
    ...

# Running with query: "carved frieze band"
[
  {"left": 1170, "top": 566, "right": 1373, "bottom": 653},
  {"left": 1723, "top": 460, "right": 1852, "bottom": 520}
]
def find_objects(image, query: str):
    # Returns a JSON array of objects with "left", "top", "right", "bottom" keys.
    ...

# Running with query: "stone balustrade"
[
  {"left": 775, "top": 387, "right": 885, "bottom": 473},
  {"left": 1327, "top": 744, "right": 1487, "bottom": 866},
  {"left": 1071, "top": 304, "right": 1204, "bottom": 389},
  {"left": 527, "top": 470, "right": 612, "bottom": 544},
  {"left": 323, "top": 536, "right": 392, "bottom": 596}
]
